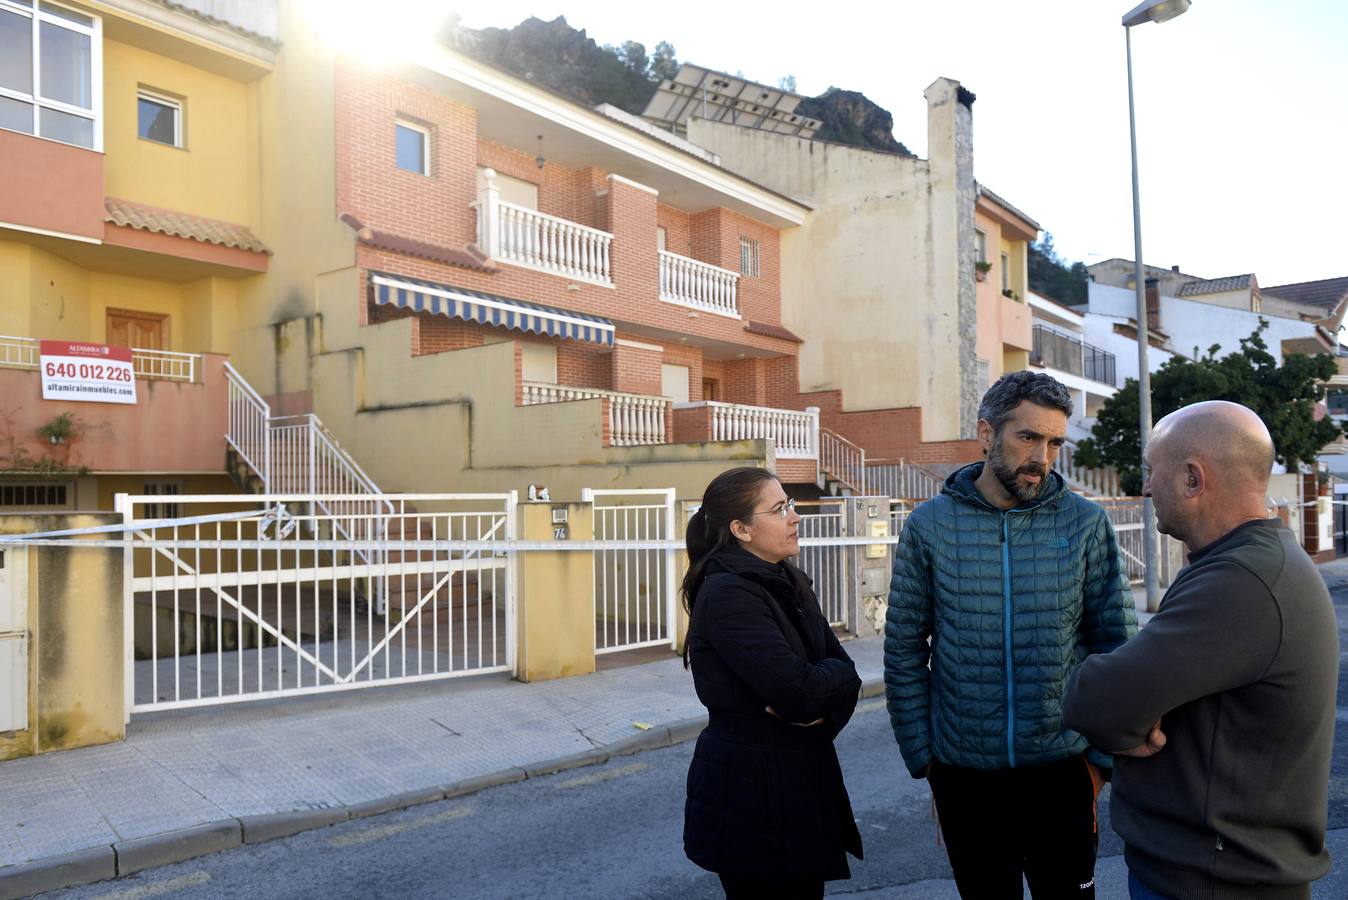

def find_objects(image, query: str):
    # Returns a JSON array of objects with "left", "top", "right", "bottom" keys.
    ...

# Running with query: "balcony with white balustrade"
[
  {"left": 475, "top": 169, "right": 613, "bottom": 287},
  {"left": 521, "top": 382, "right": 670, "bottom": 447},
  {"left": 673, "top": 401, "right": 819, "bottom": 459},
  {"left": 658, "top": 251, "right": 740, "bottom": 318}
]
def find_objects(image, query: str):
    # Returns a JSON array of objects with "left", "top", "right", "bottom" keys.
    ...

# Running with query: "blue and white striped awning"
[{"left": 369, "top": 272, "right": 615, "bottom": 347}]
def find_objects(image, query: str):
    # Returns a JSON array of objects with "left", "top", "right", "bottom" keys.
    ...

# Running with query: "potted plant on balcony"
[{"left": 975, "top": 261, "right": 992, "bottom": 283}]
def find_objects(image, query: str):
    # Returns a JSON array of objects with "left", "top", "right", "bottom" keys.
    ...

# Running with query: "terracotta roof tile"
[
  {"left": 744, "top": 320, "right": 801, "bottom": 342},
  {"left": 1176, "top": 274, "right": 1254, "bottom": 296},
  {"left": 340, "top": 213, "right": 494, "bottom": 272},
  {"left": 1262, "top": 276, "right": 1348, "bottom": 314},
  {"left": 104, "top": 198, "right": 270, "bottom": 254}
]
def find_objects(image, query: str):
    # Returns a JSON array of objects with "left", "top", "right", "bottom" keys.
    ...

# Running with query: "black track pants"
[{"left": 928, "top": 754, "right": 1100, "bottom": 900}]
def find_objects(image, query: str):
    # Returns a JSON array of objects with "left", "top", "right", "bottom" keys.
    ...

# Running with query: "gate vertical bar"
[
  {"left": 117, "top": 493, "right": 134, "bottom": 723},
  {"left": 664, "top": 488, "right": 676, "bottom": 648}
]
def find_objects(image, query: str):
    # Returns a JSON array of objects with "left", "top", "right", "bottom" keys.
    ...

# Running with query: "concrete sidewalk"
[{"left": 0, "top": 634, "right": 884, "bottom": 898}]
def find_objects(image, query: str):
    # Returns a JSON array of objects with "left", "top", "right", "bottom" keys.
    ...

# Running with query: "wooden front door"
[
  {"left": 107, "top": 309, "right": 167, "bottom": 350},
  {"left": 702, "top": 379, "right": 719, "bottom": 401}
]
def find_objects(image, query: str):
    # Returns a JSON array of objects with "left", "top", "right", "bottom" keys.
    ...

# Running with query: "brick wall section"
[
  {"left": 722, "top": 357, "right": 768, "bottom": 407},
  {"left": 610, "top": 342, "right": 662, "bottom": 396},
  {"left": 659, "top": 343, "right": 702, "bottom": 400},
  {"left": 776, "top": 459, "right": 818, "bottom": 484},
  {"left": 335, "top": 57, "right": 477, "bottom": 250},
  {"left": 557, "top": 341, "right": 611, "bottom": 390},
  {"left": 476, "top": 139, "right": 606, "bottom": 230},
  {"left": 672, "top": 404, "right": 712, "bottom": 443},
  {"left": 656, "top": 204, "right": 691, "bottom": 256},
  {"left": 337, "top": 64, "right": 798, "bottom": 360}
]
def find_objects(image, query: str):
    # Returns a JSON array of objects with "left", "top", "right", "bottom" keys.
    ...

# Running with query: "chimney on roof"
[
  {"left": 1146, "top": 278, "right": 1161, "bottom": 333},
  {"left": 1171, "top": 265, "right": 1180, "bottom": 273}
]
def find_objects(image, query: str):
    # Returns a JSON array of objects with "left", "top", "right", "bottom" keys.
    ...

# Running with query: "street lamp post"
[{"left": 1123, "top": 0, "right": 1190, "bottom": 612}]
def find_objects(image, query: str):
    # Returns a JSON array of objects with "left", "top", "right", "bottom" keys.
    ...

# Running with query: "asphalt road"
[{"left": 45, "top": 578, "right": 1348, "bottom": 900}]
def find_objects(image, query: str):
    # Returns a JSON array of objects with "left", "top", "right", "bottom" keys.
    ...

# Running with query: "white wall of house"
[{"left": 1089, "top": 282, "right": 1320, "bottom": 366}]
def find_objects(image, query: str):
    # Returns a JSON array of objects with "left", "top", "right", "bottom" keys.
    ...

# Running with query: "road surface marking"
[
  {"left": 329, "top": 805, "right": 475, "bottom": 848},
  {"left": 553, "top": 762, "right": 649, "bottom": 790},
  {"left": 89, "top": 871, "right": 211, "bottom": 899}
]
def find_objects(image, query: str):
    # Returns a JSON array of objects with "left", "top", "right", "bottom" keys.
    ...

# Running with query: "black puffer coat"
[{"left": 683, "top": 546, "right": 863, "bottom": 880}]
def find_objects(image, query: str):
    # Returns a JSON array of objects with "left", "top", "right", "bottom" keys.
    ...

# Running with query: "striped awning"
[{"left": 369, "top": 272, "right": 614, "bottom": 347}]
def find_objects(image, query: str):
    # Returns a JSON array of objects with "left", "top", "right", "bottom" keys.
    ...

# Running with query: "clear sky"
[{"left": 447, "top": 0, "right": 1347, "bottom": 288}]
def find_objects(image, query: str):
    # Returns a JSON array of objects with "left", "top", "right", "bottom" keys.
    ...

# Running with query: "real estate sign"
[{"left": 39, "top": 341, "right": 137, "bottom": 404}]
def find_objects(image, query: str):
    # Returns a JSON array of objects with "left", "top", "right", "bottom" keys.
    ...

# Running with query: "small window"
[
  {"left": 974, "top": 229, "right": 987, "bottom": 263},
  {"left": 396, "top": 119, "right": 429, "bottom": 175},
  {"left": 143, "top": 481, "right": 182, "bottom": 519},
  {"left": 739, "top": 236, "right": 760, "bottom": 277},
  {"left": 1001, "top": 252, "right": 1010, "bottom": 292},
  {"left": 657, "top": 226, "right": 667, "bottom": 252},
  {"left": 137, "top": 90, "right": 180, "bottom": 147},
  {"left": 0, "top": 483, "right": 69, "bottom": 509}
]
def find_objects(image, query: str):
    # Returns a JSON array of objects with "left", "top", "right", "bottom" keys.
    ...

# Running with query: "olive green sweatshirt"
[{"left": 1064, "top": 519, "right": 1338, "bottom": 900}]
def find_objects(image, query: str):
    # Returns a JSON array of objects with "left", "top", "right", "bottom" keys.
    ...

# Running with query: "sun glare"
[{"left": 316, "top": 0, "right": 447, "bottom": 64}]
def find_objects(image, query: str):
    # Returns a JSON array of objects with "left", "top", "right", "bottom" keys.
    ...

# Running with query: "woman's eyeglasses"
[{"left": 746, "top": 498, "right": 796, "bottom": 520}]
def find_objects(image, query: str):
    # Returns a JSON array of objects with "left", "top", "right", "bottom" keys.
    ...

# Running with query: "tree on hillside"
[
  {"left": 649, "top": 41, "right": 679, "bottom": 81},
  {"left": 1073, "top": 320, "right": 1343, "bottom": 495},
  {"left": 616, "top": 40, "right": 648, "bottom": 76},
  {"left": 778, "top": 74, "right": 797, "bottom": 92},
  {"left": 1028, "top": 233, "right": 1089, "bottom": 307}
]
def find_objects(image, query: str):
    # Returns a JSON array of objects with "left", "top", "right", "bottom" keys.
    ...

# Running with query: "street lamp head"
[{"left": 1122, "top": 0, "right": 1191, "bottom": 27}]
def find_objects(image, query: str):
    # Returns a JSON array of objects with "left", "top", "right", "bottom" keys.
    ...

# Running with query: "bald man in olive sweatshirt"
[{"left": 1064, "top": 402, "right": 1338, "bottom": 900}]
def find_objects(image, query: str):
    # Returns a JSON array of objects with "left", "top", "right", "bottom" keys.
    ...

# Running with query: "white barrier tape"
[
  {"left": 0, "top": 535, "right": 905, "bottom": 552},
  {"left": 0, "top": 506, "right": 296, "bottom": 542}
]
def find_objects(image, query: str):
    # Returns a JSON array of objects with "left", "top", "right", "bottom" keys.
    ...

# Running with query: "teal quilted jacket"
[{"left": 884, "top": 462, "right": 1137, "bottom": 776}]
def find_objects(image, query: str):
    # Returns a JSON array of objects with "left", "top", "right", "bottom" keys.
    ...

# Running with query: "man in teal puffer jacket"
[{"left": 885, "top": 370, "right": 1137, "bottom": 899}]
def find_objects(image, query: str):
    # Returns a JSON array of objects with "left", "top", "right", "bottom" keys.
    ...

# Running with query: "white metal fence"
[
  {"left": 120, "top": 493, "right": 516, "bottom": 713},
  {"left": 0, "top": 334, "right": 199, "bottom": 382},
  {"left": 585, "top": 488, "right": 677, "bottom": 654},
  {"left": 1096, "top": 497, "right": 1183, "bottom": 586},
  {"left": 796, "top": 500, "right": 851, "bottom": 628},
  {"left": 867, "top": 459, "right": 945, "bottom": 501}
]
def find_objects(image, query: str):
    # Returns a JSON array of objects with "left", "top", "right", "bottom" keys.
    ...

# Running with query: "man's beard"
[{"left": 988, "top": 432, "right": 1048, "bottom": 503}]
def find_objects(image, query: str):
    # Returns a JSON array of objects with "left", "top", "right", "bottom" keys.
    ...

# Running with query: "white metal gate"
[
  {"left": 796, "top": 500, "right": 851, "bottom": 628},
  {"left": 120, "top": 492, "right": 516, "bottom": 713},
  {"left": 583, "top": 488, "right": 676, "bottom": 654}
]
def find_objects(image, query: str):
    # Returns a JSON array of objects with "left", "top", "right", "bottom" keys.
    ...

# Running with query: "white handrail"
[
  {"left": 866, "top": 459, "right": 945, "bottom": 501},
  {"left": 658, "top": 250, "right": 739, "bottom": 318},
  {"left": 676, "top": 401, "right": 819, "bottom": 459},
  {"left": 224, "top": 362, "right": 271, "bottom": 491},
  {"left": 522, "top": 382, "right": 669, "bottom": 447},
  {"left": 820, "top": 427, "right": 866, "bottom": 493}
]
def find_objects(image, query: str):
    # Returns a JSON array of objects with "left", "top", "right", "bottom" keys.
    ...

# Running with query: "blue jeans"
[{"left": 1128, "top": 870, "right": 1173, "bottom": 900}]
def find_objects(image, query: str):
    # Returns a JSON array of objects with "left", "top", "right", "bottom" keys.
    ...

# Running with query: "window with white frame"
[
  {"left": 739, "top": 236, "right": 760, "bottom": 277},
  {"left": 1001, "top": 252, "right": 1010, "bottom": 292},
  {"left": 137, "top": 88, "right": 181, "bottom": 147},
  {"left": 0, "top": 0, "right": 102, "bottom": 150},
  {"left": 395, "top": 118, "right": 429, "bottom": 175},
  {"left": 974, "top": 229, "right": 987, "bottom": 263}
]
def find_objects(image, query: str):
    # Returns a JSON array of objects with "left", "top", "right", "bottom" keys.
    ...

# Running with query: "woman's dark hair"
[{"left": 681, "top": 467, "right": 780, "bottom": 667}]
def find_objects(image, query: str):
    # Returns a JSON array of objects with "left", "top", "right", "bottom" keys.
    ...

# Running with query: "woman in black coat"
[{"left": 682, "top": 467, "right": 863, "bottom": 900}]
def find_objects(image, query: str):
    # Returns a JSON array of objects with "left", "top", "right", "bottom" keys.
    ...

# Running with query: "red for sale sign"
[{"left": 39, "top": 341, "right": 137, "bottom": 404}]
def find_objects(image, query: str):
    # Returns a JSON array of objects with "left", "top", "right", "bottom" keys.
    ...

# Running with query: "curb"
[{"left": 0, "top": 676, "right": 887, "bottom": 897}]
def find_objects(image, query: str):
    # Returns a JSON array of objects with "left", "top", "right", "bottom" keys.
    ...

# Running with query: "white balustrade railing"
[
  {"left": 475, "top": 168, "right": 613, "bottom": 285},
  {"left": 522, "top": 382, "right": 669, "bottom": 447},
  {"left": 0, "top": 334, "right": 199, "bottom": 382},
  {"left": 820, "top": 427, "right": 866, "bottom": 493},
  {"left": 677, "top": 401, "right": 819, "bottom": 459},
  {"left": 658, "top": 250, "right": 739, "bottom": 318},
  {"left": 1057, "top": 440, "right": 1122, "bottom": 497}
]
